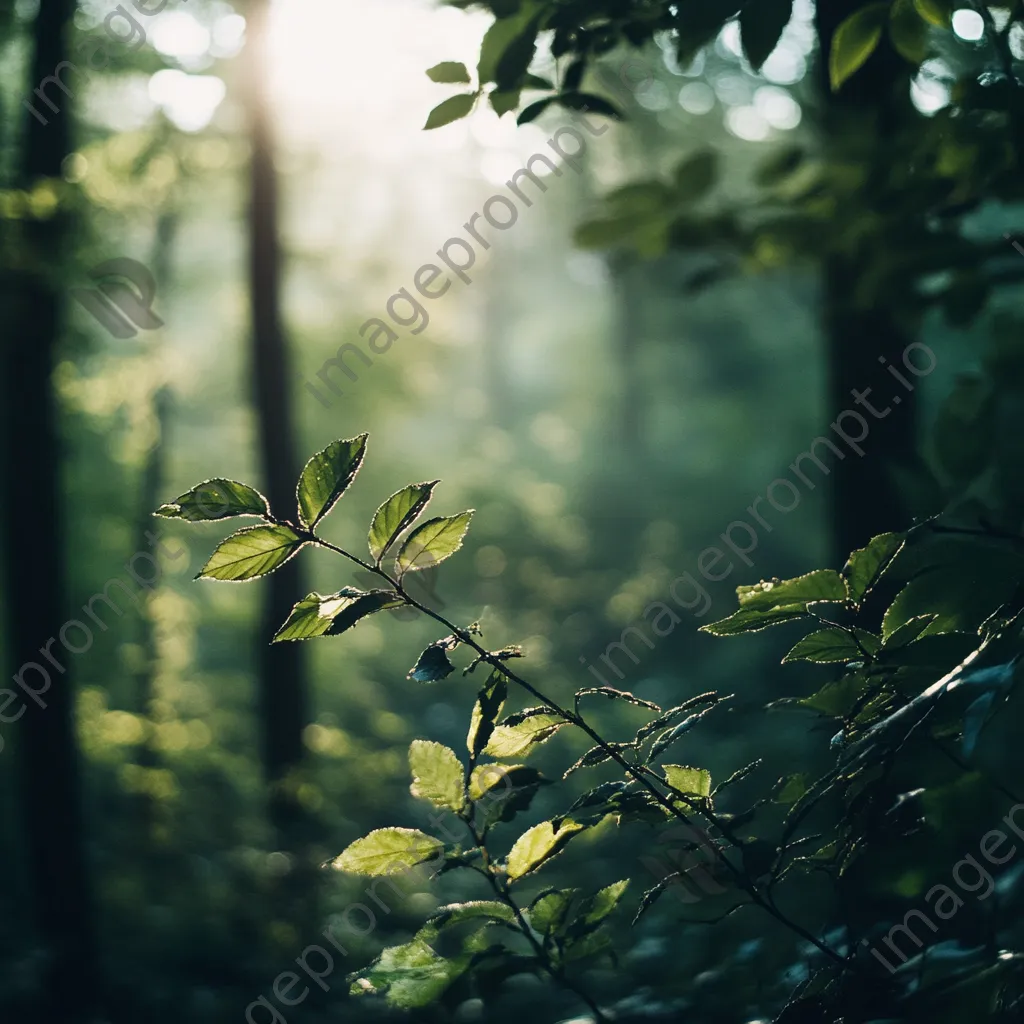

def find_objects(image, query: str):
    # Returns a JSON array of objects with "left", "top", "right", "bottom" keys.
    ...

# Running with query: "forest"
[{"left": 2, "top": 0, "right": 1024, "bottom": 1021}]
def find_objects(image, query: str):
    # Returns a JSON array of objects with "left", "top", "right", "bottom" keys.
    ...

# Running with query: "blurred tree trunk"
[
  {"left": 0, "top": 0, "right": 100, "bottom": 1019},
  {"left": 815, "top": 2, "right": 917, "bottom": 563},
  {"left": 241, "top": 0, "right": 309, "bottom": 838}
]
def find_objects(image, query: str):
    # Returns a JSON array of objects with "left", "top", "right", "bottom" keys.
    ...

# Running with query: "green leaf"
[
  {"left": 485, "top": 713, "right": 565, "bottom": 758},
  {"left": 556, "top": 92, "right": 623, "bottom": 119},
  {"left": 155, "top": 479, "right": 269, "bottom": 522},
  {"left": 407, "top": 641, "right": 457, "bottom": 683},
  {"left": 478, "top": 12, "right": 525, "bottom": 83},
  {"left": 424, "top": 93, "right": 476, "bottom": 130},
  {"left": 196, "top": 525, "right": 303, "bottom": 582},
  {"left": 467, "top": 671, "right": 508, "bottom": 759},
  {"left": 489, "top": 88, "right": 521, "bottom": 116},
  {"left": 699, "top": 603, "right": 808, "bottom": 636},
  {"left": 517, "top": 97, "right": 554, "bottom": 124},
  {"left": 425, "top": 900, "right": 516, "bottom": 932},
  {"left": 632, "top": 877, "right": 675, "bottom": 925},
  {"left": 562, "top": 743, "right": 615, "bottom": 778},
  {"left": 740, "top": 0, "right": 794, "bottom": 70},
  {"left": 663, "top": 765, "right": 712, "bottom": 799},
  {"left": 469, "top": 764, "right": 547, "bottom": 825},
  {"left": 782, "top": 627, "right": 880, "bottom": 664},
  {"left": 913, "top": 0, "right": 952, "bottom": 28},
  {"left": 572, "top": 880, "right": 629, "bottom": 932},
  {"left": 635, "top": 692, "right": 720, "bottom": 744},
  {"left": 409, "top": 740, "right": 465, "bottom": 812},
  {"left": 889, "top": 0, "right": 930, "bottom": 63},
  {"left": 575, "top": 687, "right": 660, "bottom": 711},
  {"left": 775, "top": 773, "right": 808, "bottom": 804},
  {"left": 673, "top": 150, "right": 718, "bottom": 199},
  {"left": 368, "top": 481, "right": 438, "bottom": 563},
  {"left": 737, "top": 569, "right": 848, "bottom": 610},
  {"left": 573, "top": 215, "right": 642, "bottom": 250},
  {"left": 396, "top": 511, "right": 474, "bottom": 575},
  {"left": 829, "top": 3, "right": 889, "bottom": 90},
  {"left": 702, "top": 570, "right": 847, "bottom": 635},
  {"left": 296, "top": 434, "right": 367, "bottom": 529},
  {"left": 844, "top": 532, "right": 904, "bottom": 604},
  {"left": 648, "top": 704, "right": 723, "bottom": 759},
  {"left": 348, "top": 938, "right": 466, "bottom": 1008},
  {"left": 332, "top": 827, "right": 443, "bottom": 876},
  {"left": 798, "top": 674, "right": 869, "bottom": 717},
  {"left": 426, "top": 61, "right": 471, "bottom": 84},
  {"left": 506, "top": 819, "right": 585, "bottom": 880},
  {"left": 526, "top": 888, "right": 578, "bottom": 934},
  {"left": 273, "top": 588, "right": 402, "bottom": 641}
]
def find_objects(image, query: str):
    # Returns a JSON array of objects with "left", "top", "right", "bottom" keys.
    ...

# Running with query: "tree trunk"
[
  {"left": 0, "top": 0, "right": 100, "bottom": 1018},
  {"left": 241, "top": 0, "right": 309, "bottom": 838},
  {"left": 815, "top": 2, "right": 918, "bottom": 563}
]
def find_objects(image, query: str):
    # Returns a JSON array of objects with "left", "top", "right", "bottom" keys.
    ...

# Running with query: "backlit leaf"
[
  {"left": 506, "top": 819, "right": 585, "bottom": 880},
  {"left": 409, "top": 740, "right": 465, "bottom": 812},
  {"left": 663, "top": 765, "right": 712, "bottom": 799},
  {"left": 844, "top": 532, "right": 904, "bottom": 604},
  {"left": 396, "top": 512, "right": 473, "bottom": 575},
  {"left": 155, "top": 479, "right": 269, "bottom": 522},
  {"left": 485, "top": 713, "right": 565, "bottom": 758},
  {"left": 273, "top": 588, "right": 402, "bottom": 641},
  {"left": 347, "top": 937, "right": 466, "bottom": 1008},
  {"left": 830, "top": 3, "right": 888, "bottom": 90},
  {"left": 782, "top": 627, "right": 880, "bottom": 664},
  {"left": 332, "top": 827, "right": 443, "bottom": 876},
  {"left": 368, "top": 481, "right": 438, "bottom": 562},
  {"left": 296, "top": 434, "right": 367, "bottom": 528},
  {"left": 467, "top": 671, "right": 507, "bottom": 758},
  {"left": 196, "top": 525, "right": 303, "bottom": 582}
]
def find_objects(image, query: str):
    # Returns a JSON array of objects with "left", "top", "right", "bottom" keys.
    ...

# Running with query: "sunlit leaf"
[
  {"left": 782, "top": 627, "right": 880, "bottom": 664},
  {"left": 485, "top": 713, "right": 565, "bottom": 758},
  {"left": 889, "top": 0, "right": 930, "bottom": 63},
  {"left": 573, "top": 879, "right": 629, "bottom": 931},
  {"left": 467, "top": 671, "right": 507, "bottom": 758},
  {"left": 273, "top": 588, "right": 402, "bottom": 641},
  {"left": 368, "top": 481, "right": 438, "bottom": 563},
  {"left": 575, "top": 686, "right": 660, "bottom": 711},
  {"left": 196, "top": 525, "right": 303, "bottom": 582},
  {"left": 296, "top": 434, "right": 368, "bottom": 528},
  {"left": 913, "top": 0, "right": 952, "bottom": 27},
  {"left": 844, "top": 532, "right": 904, "bottom": 604},
  {"left": 506, "top": 819, "right": 585, "bottom": 880},
  {"left": 469, "top": 763, "right": 547, "bottom": 825},
  {"left": 332, "top": 827, "right": 443, "bottom": 876},
  {"left": 155, "top": 479, "right": 269, "bottom": 522},
  {"left": 527, "top": 888, "right": 578, "bottom": 934},
  {"left": 348, "top": 937, "right": 466, "bottom": 1008},
  {"left": 830, "top": 3, "right": 889, "bottom": 90},
  {"left": 663, "top": 765, "right": 712, "bottom": 799},
  {"left": 396, "top": 511, "right": 473, "bottom": 575},
  {"left": 409, "top": 740, "right": 465, "bottom": 812}
]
